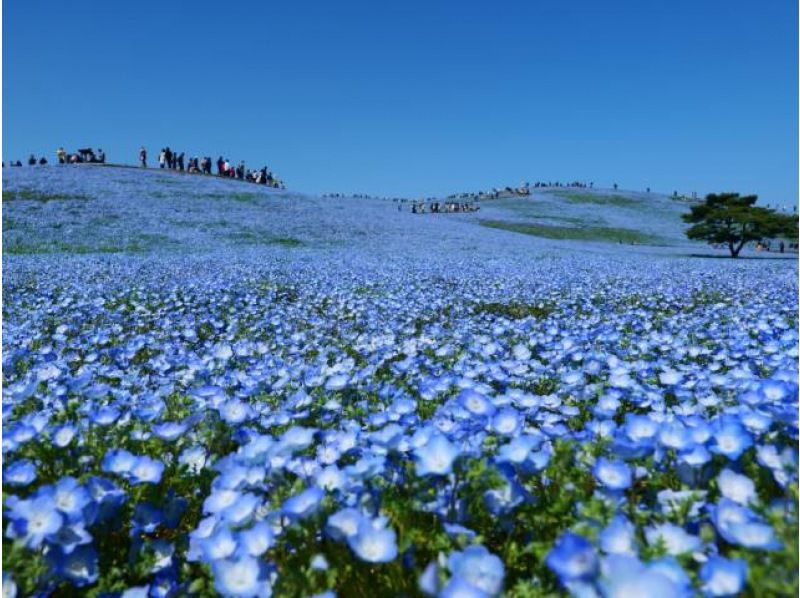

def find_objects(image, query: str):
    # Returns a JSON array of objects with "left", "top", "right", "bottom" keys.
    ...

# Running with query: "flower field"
[{"left": 2, "top": 167, "right": 798, "bottom": 597}]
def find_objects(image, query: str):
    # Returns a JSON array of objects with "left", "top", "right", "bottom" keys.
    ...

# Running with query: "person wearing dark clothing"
[
  {"left": 217, "top": 157, "right": 224, "bottom": 175},
  {"left": 39, "top": 157, "right": 48, "bottom": 165},
  {"left": 97, "top": 149, "right": 106, "bottom": 163},
  {"left": 177, "top": 153, "right": 185, "bottom": 171},
  {"left": 139, "top": 147, "right": 147, "bottom": 167},
  {"left": 28, "top": 154, "right": 36, "bottom": 165},
  {"left": 165, "top": 147, "right": 173, "bottom": 169},
  {"left": 780, "top": 241, "right": 785, "bottom": 253}
]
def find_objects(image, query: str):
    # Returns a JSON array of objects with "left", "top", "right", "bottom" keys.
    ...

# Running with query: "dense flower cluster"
[{"left": 2, "top": 167, "right": 798, "bottom": 596}]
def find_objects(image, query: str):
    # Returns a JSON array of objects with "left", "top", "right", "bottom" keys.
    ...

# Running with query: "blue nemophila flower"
[
  {"left": 592, "top": 458, "right": 632, "bottom": 491},
  {"left": 490, "top": 408, "right": 521, "bottom": 436},
  {"left": 4, "top": 460, "right": 37, "bottom": 487},
  {"left": 545, "top": 532, "right": 598, "bottom": 584},
  {"left": 315, "top": 463, "right": 346, "bottom": 491},
  {"left": 152, "top": 421, "right": 188, "bottom": 441},
  {"left": 86, "top": 476, "right": 126, "bottom": 521},
  {"left": 238, "top": 521, "right": 275, "bottom": 557},
  {"left": 658, "top": 369, "right": 683, "bottom": 386},
  {"left": 325, "top": 373, "right": 349, "bottom": 391},
  {"left": 347, "top": 518, "right": 398, "bottom": 563},
  {"left": 220, "top": 493, "right": 260, "bottom": 526},
  {"left": 49, "top": 522, "right": 93, "bottom": 553},
  {"left": 598, "top": 554, "right": 689, "bottom": 598},
  {"left": 709, "top": 422, "right": 753, "bottom": 460},
  {"left": 458, "top": 389, "right": 497, "bottom": 418},
  {"left": 133, "top": 502, "right": 164, "bottom": 534},
  {"left": 128, "top": 456, "right": 165, "bottom": 485},
  {"left": 716, "top": 468, "right": 756, "bottom": 505},
  {"left": 496, "top": 434, "right": 541, "bottom": 466},
  {"left": 51, "top": 424, "right": 77, "bottom": 448},
  {"left": 92, "top": 405, "right": 120, "bottom": 426},
  {"left": 414, "top": 434, "right": 459, "bottom": 476},
  {"left": 218, "top": 399, "right": 254, "bottom": 425},
  {"left": 599, "top": 515, "right": 637, "bottom": 555},
  {"left": 47, "top": 545, "right": 99, "bottom": 587},
  {"left": 275, "top": 426, "right": 317, "bottom": 453},
  {"left": 199, "top": 525, "right": 238, "bottom": 561},
  {"left": 724, "top": 519, "right": 781, "bottom": 550},
  {"left": 52, "top": 477, "right": 92, "bottom": 523},
  {"left": 6, "top": 492, "right": 63, "bottom": 548},
  {"left": 623, "top": 414, "right": 659, "bottom": 444},
  {"left": 700, "top": 556, "right": 747, "bottom": 597},
  {"left": 644, "top": 523, "right": 701, "bottom": 555},
  {"left": 326, "top": 508, "right": 365, "bottom": 541},
  {"left": 657, "top": 421, "right": 692, "bottom": 451},
  {"left": 102, "top": 449, "right": 138, "bottom": 475},
  {"left": 212, "top": 555, "right": 270, "bottom": 597},
  {"left": 282, "top": 486, "right": 324, "bottom": 520},
  {"left": 447, "top": 545, "right": 505, "bottom": 596}
]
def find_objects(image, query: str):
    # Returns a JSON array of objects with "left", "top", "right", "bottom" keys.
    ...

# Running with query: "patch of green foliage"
[
  {"left": 202, "top": 191, "right": 261, "bottom": 203},
  {"left": 473, "top": 300, "right": 554, "bottom": 320},
  {"left": 3, "top": 188, "right": 92, "bottom": 202},
  {"left": 480, "top": 220, "right": 663, "bottom": 245},
  {"left": 4, "top": 234, "right": 173, "bottom": 255},
  {"left": 551, "top": 190, "right": 640, "bottom": 207},
  {"left": 227, "top": 231, "right": 303, "bottom": 247}
]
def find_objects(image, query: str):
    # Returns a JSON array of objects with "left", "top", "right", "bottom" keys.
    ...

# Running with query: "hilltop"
[{"left": 2, "top": 165, "right": 706, "bottom": 259}]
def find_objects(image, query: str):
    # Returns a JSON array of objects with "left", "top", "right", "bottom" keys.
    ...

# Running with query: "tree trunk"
[{"left": 729, "top": 223, "right": 748, "bottom": 258}]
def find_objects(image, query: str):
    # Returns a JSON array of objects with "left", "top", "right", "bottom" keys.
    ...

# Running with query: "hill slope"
[{"left": 0, "top": 164, "right": 751, "bottom": 259}]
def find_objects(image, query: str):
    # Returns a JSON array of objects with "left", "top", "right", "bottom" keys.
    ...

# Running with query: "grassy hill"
[{"left": 3, "top": 165, "right": 702, "bottom": 258}]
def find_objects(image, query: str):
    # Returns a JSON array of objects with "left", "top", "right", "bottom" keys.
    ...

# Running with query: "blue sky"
[{"left": 3, "top": 1, "right": 797, "bottom": 205}]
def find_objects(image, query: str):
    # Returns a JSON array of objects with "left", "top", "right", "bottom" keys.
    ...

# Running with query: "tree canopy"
[{"left": 682, "top": 193, "right": 798, "bottom": 257}]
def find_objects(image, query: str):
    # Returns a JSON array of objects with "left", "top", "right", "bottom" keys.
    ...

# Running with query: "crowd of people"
[
  {"left": 142, "top": 146, "right": 284, "bottom": 188},
  {"left": 445, "top": 181, "right": 600, "bottom": 202},
  {"left": 4, "top": 147, "right": 106, "bottom": 167},
  {"left": 323, "top": 192, "right": 408, "bottom": 201},
  {"left": 409, "top": 200, "right": 479, "bottom": 214},
  {"left": 56, "top": 147, "right": 106, "bottom": 164},
  {"left": 3, "top": 145, "right": 285, "bottom": 189}
]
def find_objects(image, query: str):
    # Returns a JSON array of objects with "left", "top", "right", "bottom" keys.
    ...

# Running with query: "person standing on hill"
[
  {"left": 158, "top": 149, "right": 166, "bottom": 168},
  {"left": 139, "top": 147, "right": 147, "bottom": 167},
  {"left": 177, "top": 152, "right": 185, "bottom": 171},
  {"left": 164, "top": 147, "right": 173, "bottom": 169},
  {"left": 56, "top": 147, "right": 67, "bottom": 164},
  {"left": 217, "top": 156, "right": 224, "bottom": 175}
]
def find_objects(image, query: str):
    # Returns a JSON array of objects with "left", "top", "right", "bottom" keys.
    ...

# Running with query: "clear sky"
[{"left": 3, "top": 1, "right": 797, "bottom": 205}]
